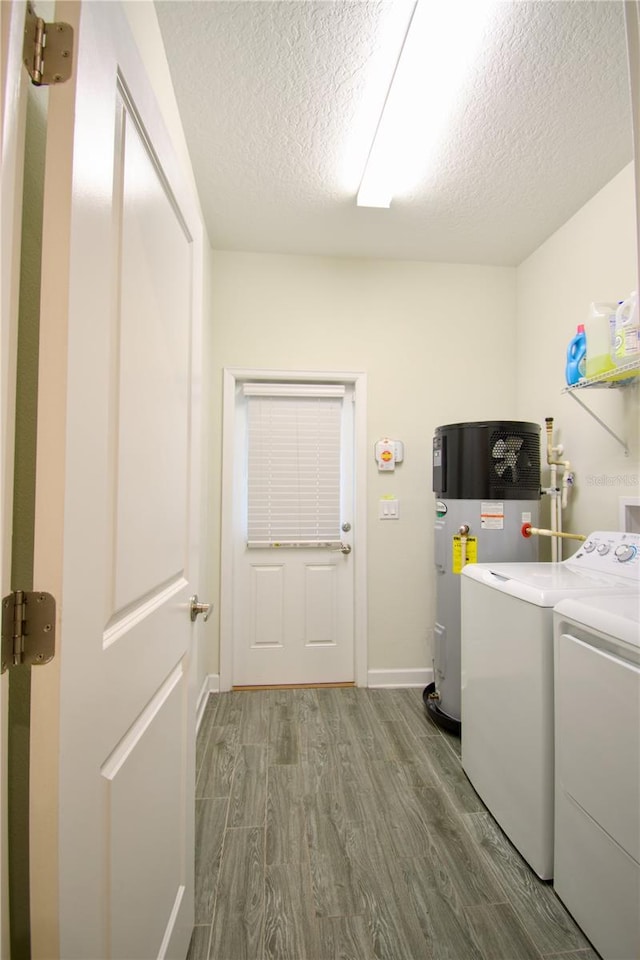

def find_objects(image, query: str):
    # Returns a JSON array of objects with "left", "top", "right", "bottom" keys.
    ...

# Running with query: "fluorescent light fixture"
[{"left": 357, "top": 0, "right": 497, "bottom": 208}]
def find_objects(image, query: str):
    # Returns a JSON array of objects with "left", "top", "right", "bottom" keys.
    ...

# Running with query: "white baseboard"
[
  {"left": 367, "top": 667, "right": 433, "bottom": 689},
  {"left": 197, "top": 671, "right": 430, "bottom": 712},
  {"left": 196, "top": 674, "right": 221, "bottom": 731}
]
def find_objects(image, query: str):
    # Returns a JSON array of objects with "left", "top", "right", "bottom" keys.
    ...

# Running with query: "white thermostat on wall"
[{"left": 375, "top": 438, "right": 404, "bottom": 471}]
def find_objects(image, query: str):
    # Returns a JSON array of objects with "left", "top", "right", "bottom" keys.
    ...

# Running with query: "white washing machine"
[
  {"left": 460, "top": 531, "right": 640, "bottom": 880},
  {"left": 553, "top": 592, "right": 640, "bottom": 960}
]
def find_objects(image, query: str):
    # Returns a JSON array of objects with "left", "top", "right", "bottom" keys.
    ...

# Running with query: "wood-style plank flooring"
[{"left": 189, "top": 687, "right": 599, "bottom": 960}]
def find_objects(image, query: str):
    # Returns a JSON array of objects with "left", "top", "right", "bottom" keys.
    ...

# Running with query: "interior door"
[
  {"left": 232, "top": 381, "right": 355, "bottom": 686},
  {"left": 28, "top": 3, "right": 203, "bottom": 958},
  {"left": 1, "top": 2, "right": 28, "bottom": 954}
]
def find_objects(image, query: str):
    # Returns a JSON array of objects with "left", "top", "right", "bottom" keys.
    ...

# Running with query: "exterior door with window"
[{"left": 232, "top": 382, "right": 354, "bottom": 685}]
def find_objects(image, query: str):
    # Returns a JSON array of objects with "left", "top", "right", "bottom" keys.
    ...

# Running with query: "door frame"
[
  {"left": 2, "top": 2, "right": 30, "bottom": 954},
  {"left": 220, "top": 367, "right": 368, "bottom": 692}
]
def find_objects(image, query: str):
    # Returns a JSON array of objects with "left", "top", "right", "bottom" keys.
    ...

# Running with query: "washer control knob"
[
  {"left": 583, "top": 541, "right": 596, "bottom": 553},
  {"left": 597, "top": 544, "right": 610, "bottom": 556},
  {"left": 615, "top": 544, "right": 637, "bottom": 563}
]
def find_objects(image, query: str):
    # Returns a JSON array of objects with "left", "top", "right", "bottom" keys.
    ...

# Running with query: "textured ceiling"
[{"left": 154, "top": 0, "right": 632, "bottom": 266}]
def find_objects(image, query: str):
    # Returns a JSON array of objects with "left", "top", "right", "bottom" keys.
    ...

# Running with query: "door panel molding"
[{"left": 220, "top": 368, "right": 368, "bottom": 691}]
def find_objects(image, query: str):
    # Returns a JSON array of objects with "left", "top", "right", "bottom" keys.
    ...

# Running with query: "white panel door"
[
  {"left": 232, "top": 383, "right": 354, "bottom": 685},
  {"left": 28, "top": 3, "right": 203, "bottom": 958},
  {"left": 1, "top": 2, "right": 28, "bottom": 953}
]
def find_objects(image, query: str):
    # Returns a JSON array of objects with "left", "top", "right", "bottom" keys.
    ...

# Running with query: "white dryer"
[
  {"left": 553, "top": 592, "right": 640, "bottom": 960},
  {"left": 460, "top": 531, "right": 640, "bottom": 880}
]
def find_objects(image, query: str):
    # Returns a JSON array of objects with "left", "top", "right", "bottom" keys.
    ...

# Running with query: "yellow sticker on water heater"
[{"left": 452, "top": 536, "right": 478, "bottom": 574}]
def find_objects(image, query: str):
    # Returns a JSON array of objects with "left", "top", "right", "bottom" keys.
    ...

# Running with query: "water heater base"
[{"left": 423, "top": 683, "right": 461, "bottom": 736}]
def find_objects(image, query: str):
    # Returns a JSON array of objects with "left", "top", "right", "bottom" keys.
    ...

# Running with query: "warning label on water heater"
[
  {"left": 452, "top": 536, "right": 478, "bottom": 573},
  {"left": 480, "top": 501, "right": 504, "bottom": 530}
]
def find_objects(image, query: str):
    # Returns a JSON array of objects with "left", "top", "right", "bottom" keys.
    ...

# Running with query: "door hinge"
[
  {"left": 23, "top": 2, "right": 74, "bottom": 87},
  {"left": 1, "top": 591, "right": 56, "bottom": 673}
]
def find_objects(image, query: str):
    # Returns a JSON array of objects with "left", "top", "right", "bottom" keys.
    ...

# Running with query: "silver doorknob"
[
  {"left": 190, "top": 595, "right": 212, "bottom": 622},
  {"left": 331, "top": 542, "right": 352, "bottom": 555}
]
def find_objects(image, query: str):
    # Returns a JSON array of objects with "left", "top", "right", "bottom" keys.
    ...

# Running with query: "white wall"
[
  {"left": 516, "top": 163, "right": 639, "bottom": 553},
  {"left": 207, "top": 253, "right": 517, "bottom": 676}
]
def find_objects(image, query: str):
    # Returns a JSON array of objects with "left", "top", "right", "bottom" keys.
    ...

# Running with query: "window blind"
[
  {"left": 243, "top": 382, "right": 345, "bottom": 399},
  {"left": 245, "top": 391, "right": 343, "bottom": 545}
]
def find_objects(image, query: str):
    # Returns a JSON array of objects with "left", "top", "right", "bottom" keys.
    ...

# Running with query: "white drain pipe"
[{"left": 544, "top": 417, "right": 572, "bottom": 561}]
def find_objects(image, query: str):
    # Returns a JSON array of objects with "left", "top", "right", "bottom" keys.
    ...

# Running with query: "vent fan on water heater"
[{"left": 490, "top": 430, "right": 540, "bottom": 488}]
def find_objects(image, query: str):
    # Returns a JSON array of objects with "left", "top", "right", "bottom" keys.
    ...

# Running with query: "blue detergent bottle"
[{"left": 565, "top": 324, "right": 587, "bottom": 385}]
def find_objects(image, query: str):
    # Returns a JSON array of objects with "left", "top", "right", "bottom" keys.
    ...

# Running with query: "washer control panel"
[
  {"left": 568, "top": 532, "right": 640, "bottom": 580},
  {"left": 614, "top": 543, "right": 637, "bottom": 563}
]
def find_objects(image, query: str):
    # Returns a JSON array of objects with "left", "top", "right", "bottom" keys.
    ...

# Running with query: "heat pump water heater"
[{"left": 425, "top": 420, "right": 541, "bottom": 733}]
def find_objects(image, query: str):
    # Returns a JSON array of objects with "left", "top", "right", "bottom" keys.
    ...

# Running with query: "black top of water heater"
[{"left": 433, "top": 420, "right": 541, "bottom": 501}]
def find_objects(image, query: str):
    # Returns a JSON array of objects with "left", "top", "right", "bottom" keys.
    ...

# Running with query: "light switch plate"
[{"left": 379, "top": 498, "right": 399, "bottom": 519}]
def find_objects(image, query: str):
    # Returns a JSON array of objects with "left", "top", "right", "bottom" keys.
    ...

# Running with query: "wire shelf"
[{"left": 561, "top": 360, "right": 640, "bottom": 392}]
